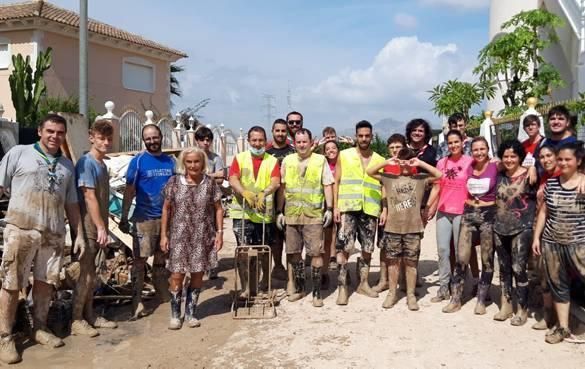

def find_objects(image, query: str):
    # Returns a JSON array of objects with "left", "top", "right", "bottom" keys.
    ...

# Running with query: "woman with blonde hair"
[{"left": 160, "top": 147, "right": 224, "bottom": 330}]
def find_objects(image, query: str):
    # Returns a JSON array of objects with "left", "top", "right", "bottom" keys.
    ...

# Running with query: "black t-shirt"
[{"left": 266, "top": 145, "right": 295, "bottom": 164}]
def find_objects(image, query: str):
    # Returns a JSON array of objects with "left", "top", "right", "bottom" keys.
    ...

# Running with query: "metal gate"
[
  {"left": 119, "top": 110, "right": 142, "bottom": 152},
  {"left": 157, "top": 117, "right": 174, "bottom": 149}
]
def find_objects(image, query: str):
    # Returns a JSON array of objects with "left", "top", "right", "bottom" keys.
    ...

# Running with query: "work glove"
[
  {"left": 322, "top": 209, "right": 333, "bottom": 228},
  {"left": 242, "top": 190, "right": 257, "bottom": 208},
  {"left": 276, "top": 213, "right": 286, "bottom": 231},
  {"left": 119, "top": 218, "right": 130, "bottom": 234},
  {"left": 255, "top": 191, "right": 266, "bottom": 211}
]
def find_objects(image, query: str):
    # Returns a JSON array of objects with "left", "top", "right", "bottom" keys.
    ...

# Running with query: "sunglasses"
[{"left": 287, "top": 120, "right": 302, "bottom": 126}]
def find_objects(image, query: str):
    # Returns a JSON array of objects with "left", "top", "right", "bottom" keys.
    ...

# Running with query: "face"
[
  {"left": 449, "top": 119, "right": 466, "bottom": 136},
  {"left": 196, "top": 136, "right": 212, "bottom": 153},
  {"left": 409, "top": 125, "right": 426, "bottom": 144},
  {"left": 38, "top": 121, "right": 66, "bottom": 154},
  {"left": 143, "top": 127, "right": 162, "bottom": 153},
  {"left": 471, "top": 140, "right": 489, "bottom": 163},
  {"left": 387, "top": 142, "right": 404, "bottom": 158},
  {"left": 272, "top": 123, "right": 288, "bottom": 145},
  {"left": 523, "top": 121, "right": 540, "bottom": 138},
  {"left": 356, "top": 127, "right": 372, "bottom": 150},
  {"left": 447, "top": 134, "right": 462, "bottom": 156},
  {"left": 324, "top": 132, "right": 337, "bottom": 142},
  {"left": 287, "top": 113, "right": 303, "bottom": 135},
  {"left": 89, "top": 132, "right": 113, "bottom": 155},
  {"left": 183, "top": 152, "right": 204, "bottom": 177},
  {"left": 549, "top": 113, "right": 570, "bottom": 135},
  {"left": 502, "top": 148, "right": 520, "bottom": 173},
  {"left": 248, "top": 131, "right": 266, "bottom": 150},
  {"left": 556, "top": 149, "right": 580, "bottom": 176},
  {"left": 539, "top": 148, "right": 557, "bottom": 173},
  {"left": 294, "top": 132, "right": 312, "bottom": 157},
  {"left": 324, "top": 142, "right": 338, "bottom": 160}
]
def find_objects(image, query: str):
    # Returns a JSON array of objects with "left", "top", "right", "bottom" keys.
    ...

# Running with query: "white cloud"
[
  {"left": 419, "top": 0, "right": 489, "bottom": 10},
  {"left": 394, "top": 12, "right": 417, "bottom": 29}
]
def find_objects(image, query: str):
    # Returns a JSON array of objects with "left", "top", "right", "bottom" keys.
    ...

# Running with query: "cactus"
[{"left": 8, "top": 47, "right": 52, "bottom": 127}]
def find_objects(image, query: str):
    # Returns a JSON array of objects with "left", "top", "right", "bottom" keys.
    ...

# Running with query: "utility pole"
[
  {"left": 262, "top": 93, "right": 275, "bottom": 126},
  {"left": 79, "top": 0, "right": 88, "bottom": 119},
  {"left": 287, "top": 81, "right": 293, "bottom": 111}
]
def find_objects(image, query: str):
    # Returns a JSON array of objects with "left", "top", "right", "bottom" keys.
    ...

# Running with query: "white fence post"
[
  {"left": 173, "top": 113, "right": 182, "bottom": 149},
  {"left": 187, "top": 117, "right": 196, "bottom": 147},
  {"left": 480, "top": 111, "right": 496, "bottom": 158},
  {"left": 144, "top": 110, "right": 155, "bottom": 125},
  {"left": 517, "top": 97, "right": 544, "bottom": 142}
]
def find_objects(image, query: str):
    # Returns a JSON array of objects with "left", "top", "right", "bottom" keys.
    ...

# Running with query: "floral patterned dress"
[{"left": 164, "top": 174, "right": 222, "bottom": 273}]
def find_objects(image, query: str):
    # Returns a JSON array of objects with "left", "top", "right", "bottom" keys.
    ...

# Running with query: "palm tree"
[{"left": 170, "top": 64, "right": 184, "bottom": 100}]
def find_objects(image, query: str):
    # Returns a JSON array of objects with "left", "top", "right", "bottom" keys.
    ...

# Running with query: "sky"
[{"left": 15, "top": 0, "right": 490, "bottom": 134}]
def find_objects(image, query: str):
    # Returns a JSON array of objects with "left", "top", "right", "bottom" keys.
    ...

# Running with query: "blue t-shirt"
[
  {"left": 534, "top": 135, "right": 576, "bottom": 175},
  {"left": 76, "top": 152, "right": 110, "bottom": 235},
  {"left": 126, "top": 151, "right": 175, "bottom": 220}
]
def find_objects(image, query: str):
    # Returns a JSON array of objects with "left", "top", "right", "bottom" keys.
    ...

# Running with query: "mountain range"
[{"left": 337, "top": 117, "right": 406, "bottom": 137}]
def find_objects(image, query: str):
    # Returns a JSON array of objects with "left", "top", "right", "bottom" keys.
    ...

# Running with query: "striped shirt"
[{"left": 542, "top": 177, "right": 585, "bottom": 245}]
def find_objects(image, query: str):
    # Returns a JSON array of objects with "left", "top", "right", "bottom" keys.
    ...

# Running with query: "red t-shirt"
[
  {"left": 229, "top": 155, "right": 280, "bottom": 180},
  {"left": 383, "top": 164, "right": 417, "bottom": 175},
  {"left": 521, "top": 137, "right": 542, "bottom": 155}
]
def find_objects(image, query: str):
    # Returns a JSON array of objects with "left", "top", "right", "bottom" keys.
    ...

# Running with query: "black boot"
[
  {"left": 168, "top": 290, "right": 182, "bottom": 330},
  {"left": 474, "top": 282, "right": 490, "bottom": 315},
  {"left": 312, "top": 267, "right": 323, "bottom": 307},
  {"left": 288, "top": 261, "right": 305, "bottom": 302},
  {"left": 184, "top": 287, "right": 201, "bottom": 328}
]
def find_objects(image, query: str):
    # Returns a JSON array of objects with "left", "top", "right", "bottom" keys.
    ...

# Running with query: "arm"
[
  {"left": 414, "top": 159, "right": 442, "bottom": 181},
  {"left": 119, "top": 184, "right": 136, "bottom": 233},
  {"left": 214, "top": 200, "right": 224, "bottom": 251},
  {"left": 160, "top": 198, "right": 172, "bottom": 253},
  {"left": 532, "top": 201, "right": 547, "bottom": 256},
  {"left": 81, "top": 187, "right": 108, "bottom": 247},
  {"left": 379, "top": 185, "right": 387, "bottom": 226},
  {"left": 324, "top": 184, "right": 333, "bottom": 209},
  {"left": 333, "top": 158, "right": 342, "bottom": 223},
  {"left": 65, "top": 202, "right": 82, "bottom": 244},
  {"left": 425, "top": 183, "right": 440, "bottom": 221},
  {"left": 276, "top": 184, "right": 286, "bottom": 213}
]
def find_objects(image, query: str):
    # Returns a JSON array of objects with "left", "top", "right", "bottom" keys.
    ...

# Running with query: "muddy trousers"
[
  {"left": 72, "top": 240, "right": 100, "bottom": 321},
  {"left": 494, "top": 229, "right": 532, "bottom": 309},
  {"left": 452, "top": 205, "right": 495, "bottom": 291}
]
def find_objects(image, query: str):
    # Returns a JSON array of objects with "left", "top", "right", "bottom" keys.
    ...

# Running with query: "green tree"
[
  {"left": 39, "top": 96, "right": 98, "bottom": 124},
  {"left": 474, "top": 9, "right": 564, "bottom": 114},
  {"left": 428, "top": 79, "right": 496, "bottom": 119},
  {"left": 170, "top": 64, "right": 184, "bottom": 107},
  {"left": 8, "top": 47, "right": 53, "bottom": 126},
  {"left": 370, "top": 134, "right": 388, "bottom": 158}
]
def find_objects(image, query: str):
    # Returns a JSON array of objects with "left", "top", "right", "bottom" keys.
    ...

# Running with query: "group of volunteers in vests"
[{"left": 0, "top": 104, "right": 584, "bottom": 365}]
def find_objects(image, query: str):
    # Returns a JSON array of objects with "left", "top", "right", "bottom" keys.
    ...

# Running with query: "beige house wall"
[{"left": 0, "top": 29, "right": 172, "bottom": 122}]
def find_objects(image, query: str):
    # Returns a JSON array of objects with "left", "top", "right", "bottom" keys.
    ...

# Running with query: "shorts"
[
  {"left": 542, "top": 240, "right": 585, "bottom": 303},
  {"left": 379, "top": 232, "right": 422, "bottom": 261},
  {"left": 0, "top": 224, "right": 65, "bottom": 290},
  {"left": 233, "top": 219, "right": 274, "bottom": 246},
  {"left": 285, "top": 224, "right": 324, "bottom": 257},
  {"left": 335, "top": 211, "right": 378, "bottom": 254},
  {"left": 132, "top": 219, "right": 162, "bottom": 258}
]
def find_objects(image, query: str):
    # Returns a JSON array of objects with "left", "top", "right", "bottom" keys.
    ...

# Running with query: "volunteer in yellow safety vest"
[
  {"left": 333, "top": 120, "right": 385, "bottom": 305},
  {"left": 228, "top": 126, "right": 280, "bottom": 297},
  {"left": 276, "top": 128, "right": 333, "bottom": 307}
]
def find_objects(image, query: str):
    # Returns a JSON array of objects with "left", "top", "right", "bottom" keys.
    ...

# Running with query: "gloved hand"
[
  {"left": 322, "top": 209, "right": 333, "bottom": 228},
  {"left": 276, "top": 213, "right": 286, "bottom": 231},
  {"left": 242, "top": 190, "right": 257, "bottom": 208},
  {"left": 119, "top": 218, "right": 130, "bottom": 234},
  {"left": 255, "top": 191, "right": 266, "bottom": 211},
  {"left": 73, "top": 235, "right": 87, "bottom": 260}
]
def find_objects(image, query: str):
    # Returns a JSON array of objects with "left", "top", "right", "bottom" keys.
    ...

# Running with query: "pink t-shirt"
[{"left": 436, "top": 155, "right": 473, "bottom": 215}]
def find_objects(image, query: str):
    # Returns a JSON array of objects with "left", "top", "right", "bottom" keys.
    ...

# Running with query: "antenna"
[{"left": 262, "top": 93, "right": 275, "bottom": 125}]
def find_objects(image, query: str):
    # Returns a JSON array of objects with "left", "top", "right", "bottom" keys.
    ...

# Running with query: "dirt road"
[{"left": 12, "top": 221, "right": 585, "bottom": 369}]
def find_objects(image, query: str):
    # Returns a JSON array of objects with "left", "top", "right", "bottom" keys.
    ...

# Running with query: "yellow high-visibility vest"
[
  {"left": 283, "top": 153, "right": 326, "bottom": 219},
  {"left": 338, "top": 147, "right": 384, "bottom": 217},
  {"left": 229, "top": 151, "right": 277, "bottom": 223}
]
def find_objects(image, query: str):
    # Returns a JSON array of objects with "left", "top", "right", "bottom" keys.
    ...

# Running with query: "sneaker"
[
  {"left": 545, "top": 327, "right": 571, "bottom": 344},
  {"left": 71, "top": 320, "right": 99, "bottom": 338},
  {"left": 33, "top": 328, "right": 65, "bottom": 347},
  {"left": 168, "top": 318, "right": 182, "bottom": 330},
  {"left": 328, "top": 258, "right": 338, "bottom": 271},
  {"left": 0, "top": 335, "right": 20, "bottom": 364},
  {"left": 90, "top": 316, "right": 118, "bottom": 329},
  {"left": 430, "top": 287, "right": 450, "bottom": 303}
]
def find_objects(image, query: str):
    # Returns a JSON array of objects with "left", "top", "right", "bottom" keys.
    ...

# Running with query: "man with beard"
[
  {"left": 333, "top": 120, "right": 385, "bottom": 305},
  {"left": 286, "top": 111, "right": 304, "bottom": 144},
  {"left": 120, "top": 124, "right": 175, "bottom": 320},
  {"left": 534, "top": 105, "right": 576, "bottom": 175},
  {"left": 266, "top": 119, "right": 295, "bottom": 282}
]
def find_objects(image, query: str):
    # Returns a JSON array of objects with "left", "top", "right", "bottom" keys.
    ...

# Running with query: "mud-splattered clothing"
[
  {"left": 0, "top": 144, "right": 77, "bottom": 234},
  {"left": 286, "top": 224, "right": 324, "bottom": 256},
  {"left": 76, "top": 152, "right": 110, "bottom": 240},
  {"left": 336, "top": 211, "right": 378, "bottom": 254},
  {"left": 163, "top": 175, "right": 222, "bottom": 273},
  {"left": 381, "top": 173, "right": 430, "bottom": 234},
  {"left": 494, "top": 171, "right": 536, "bottom": 235},
  {"left": 542, "top": 177, "right": 585, "bottom": 245},
  {"left": 495, "top": 229, "right": 532, "bottom": 308},
  {"left": 542, "top": 240, "right": 585, "bottom": 303},
  {"left": 379, "top": 232, "right": 421, "bottom": 261}
]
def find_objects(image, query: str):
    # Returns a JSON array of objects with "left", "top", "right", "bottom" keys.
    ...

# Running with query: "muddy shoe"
[
  {"left": 510, "top": 308, "right": 528, "bottom": 326},
  {"left": 328, "top": 258, "right": 338, "bottom": 271},
  {"left": 185, "top": 317, "right": 201, "bottom": 328},
  {"left": 71, "top": 320, "right": 99, "bottom": 338},
  {"left": 336, "top": 285, "right": 348, "bottom": 306},
  {"left": 407, "top": 294, "right": 419, "bottom": 311},
  {"left": 430, "top": 286, "right": 450, "bottom": 303},
  {"left": 90, "top": 316, "right": 118, "bottom": 329},
  {"left": 493, "top": 295, "right": 513, "bottom": 321},
  {"left": 356, "top": 258, "right": 378, "bottom": 298},
  {"left": 271, "top": 264, "right": 287, "bottom": 281},
  {"left": 33, "top": 328, "right": 65, "bottom": 347},
  {"left": 168, "top": 317, "right": 182, "bottom": 330},
  {"left": 532, "top": 319, "right": 548, "bottom": 330},
  {"left": 0, "top": 335, "right": 20, "bottom": 364},
  {"left": 545, "top": 327, "right": 571, "bottom": 344},
  {"left": 129, "top": 302, "right": 152, "bottom": 321},
  {"left": 312, "top": 297, "right": 324, "bottom": 308},
  {"left": 382, "top": 289, "right": 397, "bottom": 309},
  {"left": 532, "top": 308, "right": 555, "bottom": 330}
]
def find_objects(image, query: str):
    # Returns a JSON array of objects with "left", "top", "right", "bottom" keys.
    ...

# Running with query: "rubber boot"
[
  {"left": 373, "top": 260, "right": 389, "bottom": 293},
  {"left": 532, "top": 308, "right": 555, "bottom": 330},
  {"left": 184, "top": 287, "right": 201, "bottom": 328},
  {"left": 311, "top": 267, "right": 324, "bottom": 307},
  {"left": 382, "top": 265, "right": 398, "bottom": 309},
  {"left": 442, "top": 281, "right": 463, "bottom": 313},
  {"left": 336, "top": 264, "right": 349, "bottom": 305},
  {"left": 474, "top": 283, "right": 490, "bottom": 315},
  {"left": 152, "top": 265, "right": 171, "bottom": 303},
  {"left": 493, "top": 294, "right": 514, "bottom": 321},
  {"left": 286, "top": 262, "right": 295, "bottom": 296},
  {"left": 288, "top": 261, "right": 305, "bottom": 302},
  {"left": 130, "top": 264, "right": 149, "bottom": 321},
  {"left": 405, "top": 265, "right": 419, "bottom": 311},
  {"left": 356, "top": 258, "right": 378, "bottom": 298},
  {"left": 168, "top": 290, "right": 182, "bottom": 330},
  {"left": 511, "top": 306, "right": 528, "bottom": 326},
  {"left": 0, "top": 335, "right": 20, "bottom": 364},
  {"left": 237, "top": 260, "right": 251, "bottom": 300}
]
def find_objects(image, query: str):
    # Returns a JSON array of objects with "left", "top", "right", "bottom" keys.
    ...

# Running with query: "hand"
[
  {"left": 215, "top": 233, "right": 223, "bottom": 252},
  {"left": 276, "top": 213, "right": 286, "bottom": 231},
  {"left": 160, "top": 236, "right": 169, "bottom": 253},
  {"left": 255, "top": 191, "right": 266, "bottom": 211},
  {"left": 385, "top": 157, "right": 397, "bottom": 166},
  {"left": 119, "top": 218, "right": 130, "bottom": 234},
  {"left": 333, "top": 208, "right": 341, "bottom": 224},
  {"left": 532, "top": 238, "right": 541, "bottom": 256},
  {"left": 323, "top": 210, "right": 333, "bottom": 228},
  {"left": 97, "top": 227, "right": 108, "bottom": 248},
  {"left": 73, "top": 235, "right": 87, "bottom": 260},
  {"left": 379, "top": 209, "right": 387, "bottom": 226},
  {"left": 407, "top": 157, "right": 421, "bottom": 167},
  {"left": 425, "top": 203, "right": 438, "bottom": 222},
  {"left": 528, "top": 166, "right": 537, "bottom": 186},
  {"left": 242, "top": 190, "right": 257, "bottom": 208}
]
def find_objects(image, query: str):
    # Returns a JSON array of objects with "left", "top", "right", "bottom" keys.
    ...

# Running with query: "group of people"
[{"left": 0, "top": 105, "right": 583, "bottom": 364}]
